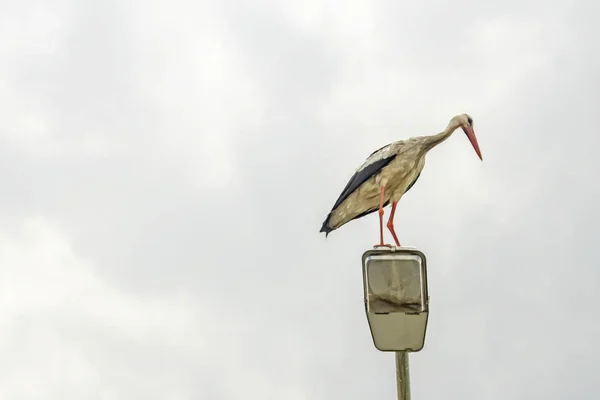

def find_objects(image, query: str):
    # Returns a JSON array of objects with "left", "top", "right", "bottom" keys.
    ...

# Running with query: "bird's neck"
[{"left": 421, "top": 125, "right": 457, "bottom": 153}]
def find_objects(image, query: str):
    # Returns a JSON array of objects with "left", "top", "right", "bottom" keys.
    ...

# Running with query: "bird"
[{"left": 319, "top": 113, "right": 482, "bottom": 248}]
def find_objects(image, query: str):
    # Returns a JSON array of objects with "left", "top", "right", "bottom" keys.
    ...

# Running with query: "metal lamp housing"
[{"left": 362, "top": 247, "right": 429, "bottom": 352}]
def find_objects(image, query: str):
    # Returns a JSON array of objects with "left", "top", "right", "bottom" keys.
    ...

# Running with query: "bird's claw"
[{"left": 373, "top": 243, "right": 394, "bottom": 249}]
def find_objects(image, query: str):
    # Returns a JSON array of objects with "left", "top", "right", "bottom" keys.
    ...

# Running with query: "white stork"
[{"left": 320, "top": 113, "right": 483, "bottom": 248}]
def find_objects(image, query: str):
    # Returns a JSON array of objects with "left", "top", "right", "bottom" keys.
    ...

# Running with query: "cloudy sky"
[{"left": 1, "top": 0, "right": 599, "bottom": 398}]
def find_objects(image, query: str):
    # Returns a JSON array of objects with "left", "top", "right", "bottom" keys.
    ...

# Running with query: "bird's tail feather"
[{"left": 320, "top": 213, "right": 334, "bottom": 237}]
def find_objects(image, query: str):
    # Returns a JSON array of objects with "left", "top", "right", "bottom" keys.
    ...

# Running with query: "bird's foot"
[{"left": 373, "top": 243, "right": 394, "bottom": 249}]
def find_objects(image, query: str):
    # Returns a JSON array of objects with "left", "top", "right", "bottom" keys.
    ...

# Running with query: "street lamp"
[{"left": 362, "top": 246, "right": 430, "bottom": 400}]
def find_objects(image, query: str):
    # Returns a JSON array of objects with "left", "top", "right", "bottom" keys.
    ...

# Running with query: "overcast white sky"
[{"left": 1, "top": 0, "right": 599, "bottom": 399}]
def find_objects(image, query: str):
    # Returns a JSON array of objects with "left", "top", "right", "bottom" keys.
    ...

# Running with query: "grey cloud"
[
  {"left": 1, "top": 0, "right": 600, "bottom": 399},
  {"left": 218, "top": 0, "right": 340, "bottom": 115}
]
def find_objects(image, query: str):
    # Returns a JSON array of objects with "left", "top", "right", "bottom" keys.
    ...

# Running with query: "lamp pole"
[{"left": 395, "top": 351, "right": 411, "bottom": 400}]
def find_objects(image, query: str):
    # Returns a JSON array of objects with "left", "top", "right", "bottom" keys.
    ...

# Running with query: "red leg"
[
  {"left": 373, "top": 186, "right": 392, "bottom": 248},
  {"left": 387, "top": 201, "right": 401, "bottom": 247}
]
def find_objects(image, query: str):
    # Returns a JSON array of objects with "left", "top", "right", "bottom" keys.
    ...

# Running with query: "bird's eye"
[{"left": 467, "top": 116, "right": 473, "bottom": 125}]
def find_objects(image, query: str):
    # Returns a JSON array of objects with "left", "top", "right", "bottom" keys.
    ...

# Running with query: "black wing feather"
[
  {"left": 347, "top": 171, "right": 421, "bottom": 223},
  {"left": 331, "top": 155, "right": 397, "bottom": 211},
  {"left": 320, "top": 154, "right": 397, "bottom": 235},
  {"left": 322, "top": 170, "right": 421, "bottom": 234}
]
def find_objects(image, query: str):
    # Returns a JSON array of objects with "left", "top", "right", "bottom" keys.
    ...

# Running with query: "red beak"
[{"left": 462, "top": 126, "right": 483, "bottom": 161}]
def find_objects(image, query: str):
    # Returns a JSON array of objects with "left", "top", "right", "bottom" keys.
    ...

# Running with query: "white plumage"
[{"left": 320, "top": 113, "right": 483, "bottom": 247}]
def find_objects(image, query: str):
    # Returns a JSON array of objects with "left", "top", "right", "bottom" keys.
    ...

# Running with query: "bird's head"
[{"left": 448, "top": 113, "right": 483, "bottom": 161}]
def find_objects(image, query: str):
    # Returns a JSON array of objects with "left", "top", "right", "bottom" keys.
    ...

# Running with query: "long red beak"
[{"left": 462, "top": 126, "right": 483, "bottom": 161}]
